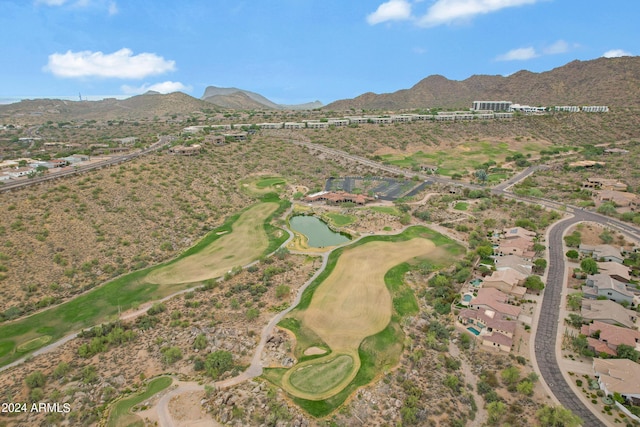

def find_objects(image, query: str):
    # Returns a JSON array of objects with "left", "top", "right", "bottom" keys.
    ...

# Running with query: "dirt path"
[{"left": 448, "top": 342, "right": 487, "bottom": 426}]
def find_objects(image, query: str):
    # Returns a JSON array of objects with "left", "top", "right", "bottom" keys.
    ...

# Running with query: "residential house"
[
  {"left": 494, "top": 255, "right": 534, "bottom": 276},
  {"left": 581, "top": 299, "right": 637, "bottom": 329},
  {"left": 222, "top": 132, "right": 247, "bottom": 142},
  {"left": 495, "top": 238, "right": 536, "bottom": 260},
  {"left": 204, "top": 135, "right": 226, "bottom": 146},
  {"left": 583, "top": 274, "right": 634, "bottom": 305},
  {"left": 593, "top": 359, "right": 640, "bottom": 405},
  {"left": 599, "top": 262, "right": 632, "bottom": 283},
  {"left": 581, "top": 321, "right": 640, "bottom": 354},
  {"left": 116, "top": 137, "right": 137, "bottom": 146},
  {"left": 6, "top": 167, "right": 33, "bottom": 178},
  {"left": 458, "top": 308, "right": 516, "bottom": 352},
  {"left": 502, "top": 227, "right": 537, "bottom": 241},
  {"left": 169, "top": 145, "right": 201, "bottom": 156},
  {"left": 582, "top": 178, "right": 628, "bottom": 191},
  {"left": 580, "top": 244, "right": 625, "bottom": 264},
  {"left": 468, "top": 287, "right": 522, "bottom": 319},
  {"left": 483, "top": 269, "right": 528, "bottom": 298},
  {"left": 596, "top": 190, "right": 640, "bottom": 209}
]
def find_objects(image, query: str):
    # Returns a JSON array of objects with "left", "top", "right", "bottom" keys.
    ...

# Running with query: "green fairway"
[
  {"left": 273, "top": 225, "right": 464, "bottom": 415},
  {"left": 380, "top": 140, "right": 549, "bottom": 176},
  {"left": 0, "top": 199, "right": 289, "bottom": 367},
  {"left": 107, "top": 376, "right": 172, "bottom": 427}
]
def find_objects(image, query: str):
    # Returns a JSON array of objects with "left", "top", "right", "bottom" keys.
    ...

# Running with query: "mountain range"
[
  {"left": 201, "top": 86, "right": 323, "bottom": 110},
  {"left": 1, "top": 57, "right": 639, "bottom": 122},
  {"left": 324, "top": 56, "right": 640, "bottom": 111}
]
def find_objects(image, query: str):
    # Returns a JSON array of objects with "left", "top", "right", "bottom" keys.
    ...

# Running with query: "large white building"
[{"left": 472, "top": 101, "right": 512, "bottom": 111}]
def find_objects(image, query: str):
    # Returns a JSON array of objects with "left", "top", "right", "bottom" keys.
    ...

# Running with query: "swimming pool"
[{"left": 467, "top": 327, "right": 481, "bottom": 336}]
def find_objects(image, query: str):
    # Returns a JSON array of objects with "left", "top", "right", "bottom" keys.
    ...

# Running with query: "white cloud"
[
  {"left": 45, "top": 48, "right": 176, "bottom": 79},
  {"left": 603, "top": 49, "right": 632, "bottom": 58},
  {"left": 367, "top": 0, "right": 412, "bottom": 25},
  {"left": 108, "top": 1, "right": 118, "bottom": 15},
  {"left": 121, "top": 81, "right": 192, "bottom": 95},
  {"left": 495, "top": 40, "right": 574, "bottom": 61},
  {"left": 543, "top": 39, "right": 569, "bottom": 55},
  {"left": 418, "top": 0, "right": 539, "bottom": 27},
  {"left": 35, "top": 0, "right": 68, "bottom": 5},
  {"left": 495, "top": 47, "right": 538, "bottom": 61},
  {"left": 35, "top": 0, "right": 118, "bottom": 14}
]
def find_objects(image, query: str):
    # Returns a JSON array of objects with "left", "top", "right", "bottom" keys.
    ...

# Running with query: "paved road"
[
  {"left": 284, "top": 139, "right": 640, "bottom": 425},
  {"left": 0, "top": 135, "right": 175, "bottom": 193}
]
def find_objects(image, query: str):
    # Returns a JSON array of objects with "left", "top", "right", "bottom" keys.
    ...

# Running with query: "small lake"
[{"left": 289, "top": 215, "right": 350, "bottom": 248}]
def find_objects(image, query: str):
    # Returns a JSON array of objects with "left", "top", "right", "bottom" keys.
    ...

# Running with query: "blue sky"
[{"left": 1, "top": 0, "right": 638, "bottom": 104}]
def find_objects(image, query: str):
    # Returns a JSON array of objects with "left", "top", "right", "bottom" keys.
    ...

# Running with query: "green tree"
[
  {"left": 567, "top": 292, "right": 583, "bottom": 311},
  {"left": 501, "top": 366, "right": 520, "bottom": 388},
  {"left": 533, "top": 258, "right": 547, "bottom": 273},
  {"left": 580, "top": 258, "right": 598, "bottom": 275},
  {"left": 565, "top": 313, "right": 584, "bottom": 329},
  {"left": 487, "top": 401, "right": 507, "bottom": 424},
  {"left": 617, "top": 344, "right": 640, "bottom": 362},
  {"left": 25, "top": 371, "right": 46, "bottom": 389},
  {"left": 161, "top": 346, "right": 183, "bottom": 365},
  {"left": 193, "top": 334, "right": 208, "bottom": 350},
  {"left": 517, "top": 380, "right": 534, "bottom": 396},
  {"left": 524, "top": 275, "right": 545, "bottom": 292},
  {"left": 566, "top": 249, "right": 579, "bottom": 260},
  {"left": 205, "top": 350, "right": 234, "bottom": 379},
  {"left": 597, "top": 202, "right": 617, "bottom": 216},
  {"left": 476, "top": 245, "right": 494, "bottom": 259},
  {"left": 443, "top": 374, "right": 460, "bottom": 392},
  {"left": 475, "top": 169, "right": 488, "bottom": 184},
  {"left": 536, "top": 405, "right": 582, "bottom": 427},
  {"left": 564, "top": 232, "right": 581, "bottom": 248}
]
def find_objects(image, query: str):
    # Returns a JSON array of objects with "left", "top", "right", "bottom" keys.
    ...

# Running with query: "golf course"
[
  {"left": 0, "top": 200, "right": 287, "bottom": 368},
  {"left": 268, "top": 225, "right": 464, "bottom": 415}
]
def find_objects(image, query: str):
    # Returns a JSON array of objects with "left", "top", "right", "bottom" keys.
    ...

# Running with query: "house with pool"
[{"left": 457, "top": 288, "right": 521, "bottom": 353}]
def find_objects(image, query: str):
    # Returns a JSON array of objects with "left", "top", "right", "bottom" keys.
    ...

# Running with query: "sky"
[{"left": 1, "top": 0, "right": 638, "bottom": 105}]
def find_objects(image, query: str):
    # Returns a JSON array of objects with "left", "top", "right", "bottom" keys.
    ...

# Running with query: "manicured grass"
[
  {"left": 16, "top": 335, "right": 51, "bottom": 353},
  {"left": 453, "top": 202, "right": 468, "bottom": 211},
  {"left": 288, "top": 355, "right": 354, "bottom": 395},
  {"left": 256, "top": 177, "right": 286, "bottom": 189},
  {"left": 368, "top": 206, "right": 401, "bottom": 217},
  {"left": 324, "top": 213, "right": 356, "bottom": 227},
  {"left": 107, "top": 376, "right": 172, "bottom": 427},
  {"left": 271, "top": 225, "right": 465, "bottom": 414},
  {"left": 291, "top": 321, "right": 405, "bottom": 418},
  {"left": 385, "top": 263, "right": 419, "bottom": 317},
  {"left": 0, "top": 199, "right": 289, "bottom": 367}
]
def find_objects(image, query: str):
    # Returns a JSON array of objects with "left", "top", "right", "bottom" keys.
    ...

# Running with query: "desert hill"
[
  {"left": 201, "top": 85, "right": 323, "bottom": 110},
  {"left": 0, "top": 91, "right": 216, "bottom": 123},
  {"left": 325, "top": 56, "right": 640, "bottom": 111}
]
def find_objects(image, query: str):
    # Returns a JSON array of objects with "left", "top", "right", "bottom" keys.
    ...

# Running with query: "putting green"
[
  {"left": 146, "top": 202, "right": 278, "bottom": 284},
  {"left": 287, "top": 354, "right": 356, "bottom": 398},
  {"left": 282, "top": 237, "right": 436, "bottom": 400}
]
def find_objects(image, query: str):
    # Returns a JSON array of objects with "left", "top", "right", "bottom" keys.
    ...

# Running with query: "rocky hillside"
[
  {"left": 325, "top": 56, "right": 640, "bottom": 110},
  {"left": 0, "top": 92, "right": 217, "bottom": 123}
]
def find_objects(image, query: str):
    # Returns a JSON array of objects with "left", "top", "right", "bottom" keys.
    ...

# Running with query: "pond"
[{"left": 289, "top": 215, "right": 350, "bottom": 248}]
